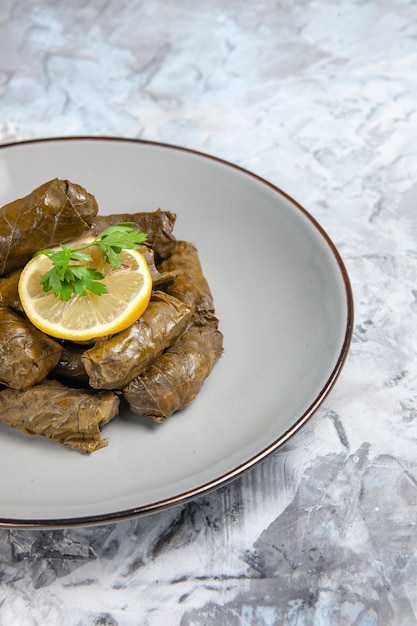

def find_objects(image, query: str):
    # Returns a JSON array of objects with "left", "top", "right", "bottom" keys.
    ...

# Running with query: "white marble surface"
[{"left": 1, "top": 0, "right": 417, "bottom": 624}]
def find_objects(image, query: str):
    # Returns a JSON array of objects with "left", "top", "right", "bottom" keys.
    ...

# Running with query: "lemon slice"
[{"left": 18, "top": 238, "right": 152, "bottom": 341}]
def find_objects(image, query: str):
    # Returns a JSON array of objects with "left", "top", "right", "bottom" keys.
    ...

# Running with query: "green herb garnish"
[{"left": 36, "top": 223, "right": 148, "bottom": 301}]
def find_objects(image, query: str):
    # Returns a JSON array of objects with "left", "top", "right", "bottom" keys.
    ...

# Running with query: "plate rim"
[{"left": 0, "top": 135, "right": 354, "bottom": 528}]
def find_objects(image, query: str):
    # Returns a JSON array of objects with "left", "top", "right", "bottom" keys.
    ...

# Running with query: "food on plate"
[
  {"left": 0, "top": 178, "right": 98, "bottom": 274},
  {"left": 91, "top": 209, "right": 177, "bottom": 261},
  {"left": 0, "top": 180, "right": 223, "bottom": 452},
  {"left": 82, "top": 290, "right": 194, "bottom": 389},
  {"left": 52, "top": 343, "right": 90, "bottom": 385},
  {"left": 158, "top": 240, "right": 215, "bottom": 316},
  {"left": 0, "top": 268, "right": 24, "bottom": 313},
  {"left": 123, "top": 236, "right": 223, "bottom": 420},
  {"left": 0, "top": 380, "right": 119, "bottom": 453},
  {"left": 140, "top": 245, "right": 179, "bottom": 290},
  {"left": 0, "top": 306, "right": 62, "bottom": 390},
  {"left": 124, "top": 317, "right": 223, "bottom": 422},
  {"left": 18, "top": 236, "right": 152, "bottom": 341}
]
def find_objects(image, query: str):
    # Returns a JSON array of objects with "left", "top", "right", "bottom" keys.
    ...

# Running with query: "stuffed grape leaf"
[
  {"left": 0, "top": 306, "right": 62, "bottom": 390},
  {"left": 82, "top": 291, "right": 194, "bottom": 389},
  {"left": 0, "top": 380, "right": 119, "bottom": 453},
  {"left": 90, "top": 209, "right": 176, "bottom": 262},
  {"left": 0, "top": 178, "right": 98, "bottom": 275},
  {"left": 124, "top": 318, "right": 223, "bottom": 422}
]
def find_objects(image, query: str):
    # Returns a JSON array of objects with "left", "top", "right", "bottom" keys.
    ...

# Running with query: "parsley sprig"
[{"left": 36, "top": 223, "right": 148, "bottom": 301}]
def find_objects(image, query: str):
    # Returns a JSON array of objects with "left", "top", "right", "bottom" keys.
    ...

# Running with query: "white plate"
[{"left": 0, "top": 137, "right": 353, "bottom": 528}]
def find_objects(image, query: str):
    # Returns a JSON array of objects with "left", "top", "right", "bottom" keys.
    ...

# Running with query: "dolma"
[
  {"left": 0, "top": 380, "right": 119, "bottom": 453},
  {"left": 124, "top": 318, "right": 224, "bottom": 423},
  {"left": 90, "top": 209, "right": 176, "bottom": 261},
  {"left": 0, "top": 268, "right": 23, "bottom": 313},
  {"left": 51, "top": 343, "right": 90, "bottom": 386},
  {"left": 140, "top": 245, "right": 179, "bottom": 290},
  {"left": 0, "top": 306, "right": 62, "bottom": 390},
  {"left": 0, "top": 178, "right": 98, "bottom": 275},
  {"left": 159, "top": 241, "right": 215, "bottom": 317},
  {"left": 82, "top": 291, "right": 194, "bottom": 389}
]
